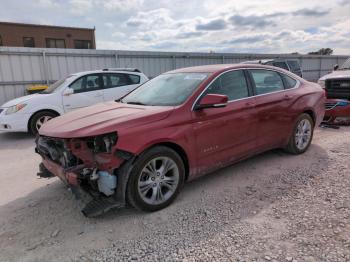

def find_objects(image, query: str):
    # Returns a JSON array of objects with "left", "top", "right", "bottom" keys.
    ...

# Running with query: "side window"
[
  {"left": 69, "top": 74, "right": 102, "bottom": 93},
  {"left": 85, "top": 75, "right": 101, "bottom": 91},
  {"left": 282, "top": 74, "right": 297, "bottom": 89},
  {"left": 70, "top": 77, "right": 84, "bottom": 93},
  {"left": 23, "top": 37, "right": 35, "bottom": 47},
  {"left": 287, "top": 60, "right": 301, "bottom": 71},
  {"left": 204, "top": 70, "right": 249, "bottom": 100},
  {"left": 273, "top": 61, "right": 289, "bottom": 71},
  {"left": 250, "top": 70, "right": 284, "bottom": 95},
  {"left": 105, "top": 73, "right": 131, "bottom": 88},
  {"left": 128, "top": 74, "right": 141, "bottom": 84}
]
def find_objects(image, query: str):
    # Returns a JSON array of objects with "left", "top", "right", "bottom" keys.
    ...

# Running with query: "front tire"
[
  {"left": 127, "top": 146, "right": 185, "bottom": 212},
  {"left": 29, "top": 111, "right": 58, "bottom": 135},
  {"left": 285, "top": 113, "right": 314, "bottom": 154}
]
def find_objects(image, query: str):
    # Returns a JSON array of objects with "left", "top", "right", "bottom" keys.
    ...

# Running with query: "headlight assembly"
[
  {"left": 317, "top": 80, "right": 326, "bottom": 88},
  {"left": 5, "top": 103, "right": 27, "bottom": 115},
  {"left": 87, "top": 132, "right": 118, "bottom": 153}
]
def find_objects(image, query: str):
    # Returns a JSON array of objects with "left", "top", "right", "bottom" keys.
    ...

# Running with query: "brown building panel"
[{"left": 0, "top": 21, "right": 95, "bottom": 49}]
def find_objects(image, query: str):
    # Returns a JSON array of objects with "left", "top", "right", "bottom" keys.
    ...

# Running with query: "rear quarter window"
[
  {"left": 128, "top": 74, "right": 141, "bottom": 84},
  {"left": 282, "top": 74, "right": 298, "bottom": 89},
  {"left": 249, "top": 70, "right": 284, "bottom": 95}
]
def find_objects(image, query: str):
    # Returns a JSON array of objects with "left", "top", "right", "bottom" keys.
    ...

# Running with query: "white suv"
[{"left": 0, "top": 69, "right": 148, "bottom": 134}]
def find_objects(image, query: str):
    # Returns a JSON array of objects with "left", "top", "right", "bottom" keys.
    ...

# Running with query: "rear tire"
[
  {"left": 285, "top": 113, "right": 314, "bottom": 154},
  {"left": 126, "top": 146, "right": 185, "bottom": 212},
  {"left": 29, "top": 111, "right": 58, "bottom": 135}
]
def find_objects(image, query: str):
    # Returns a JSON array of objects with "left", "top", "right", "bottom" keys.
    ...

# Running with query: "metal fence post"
[
  {"left": 42, "top": 51, "right": 49, "bottom": 85},
  {"left": 172, "top": 55, "right": 176, "bottom": 69},
  {"left": 319, "top": 57, "right": 322, "bottom": 79},
  {"left": 114, "top": 53, "right": 119, "bottom": 67},
  {"left": 222, "top": 55, "right": 225, "bottom": 64}
]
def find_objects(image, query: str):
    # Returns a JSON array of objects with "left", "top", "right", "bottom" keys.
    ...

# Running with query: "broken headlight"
[{"left": 87, "top": 132, "right": 118, "bottom": 153}]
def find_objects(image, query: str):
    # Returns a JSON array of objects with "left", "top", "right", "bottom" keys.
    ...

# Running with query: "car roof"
[
  {"left": 71, "top": 69, "right": 144, "bottom": 77},
  {"left": 241, "top": 59, "right": 274, "bottom": 64},
  {"left": 166, "top": 63, "right": 284, "bottom": 74}
]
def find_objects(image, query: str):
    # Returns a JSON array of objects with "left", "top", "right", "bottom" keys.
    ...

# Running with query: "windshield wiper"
[{"left": 124, "top": 101, "right": 147, "bottom": 105}]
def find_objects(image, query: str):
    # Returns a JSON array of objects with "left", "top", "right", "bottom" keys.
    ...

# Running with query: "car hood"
[
  {"left": 39, "top": 101, "right": 174, "bottom": 138},
  {"left": 1, "top": 94, "right": 38, "bottom": 107},
  {"left": 319, "top": 70, "right": 350, "bottom": 81},
  {"left": 0, "top": 94, "right": 46, "bottom": 107}
]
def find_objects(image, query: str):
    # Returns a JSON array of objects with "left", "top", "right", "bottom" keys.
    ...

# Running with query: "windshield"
[
  {"left": 121, "top": 73, "right": 209, "bottom": 106},
  {"left": 340, "top": 58, "right": 350, "bottom": 70},
  {"left": 41, "top": 75, "right": 74, "bottom": 94}
]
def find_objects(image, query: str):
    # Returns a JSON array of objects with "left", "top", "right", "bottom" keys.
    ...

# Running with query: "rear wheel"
[
  {"left": 29, "top": 111, "right": 58, "bottom": 135},
  {"left": 285, "top": 113, "right": 314, "bottom": 154},
  {"left": 127, "top": 146, "right": 185, "bottom": 211}
]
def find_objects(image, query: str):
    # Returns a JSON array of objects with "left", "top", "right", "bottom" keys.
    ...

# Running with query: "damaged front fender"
[{"left": 35, "top": 134, "right": 136, "bottom": 217}]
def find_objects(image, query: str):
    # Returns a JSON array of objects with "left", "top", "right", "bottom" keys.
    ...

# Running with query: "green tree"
[{"left": 308, "top": 48, "right": 333, "bottom": 55}]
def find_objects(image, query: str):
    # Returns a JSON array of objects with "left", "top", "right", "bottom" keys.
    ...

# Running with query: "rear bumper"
[{"left": 0, "top": 111, "right": 31, "bottom": 132}]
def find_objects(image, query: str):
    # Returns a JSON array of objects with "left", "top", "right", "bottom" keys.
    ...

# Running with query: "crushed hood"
[
  {"left": 319, "top": 70, "right": 350, "bottom": 81},
  {"left": 39, "top": 101, "right": 174, "bottom": 138}
]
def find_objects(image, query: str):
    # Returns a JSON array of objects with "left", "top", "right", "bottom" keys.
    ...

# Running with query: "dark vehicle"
[
  {"left": 318, "top": 58, "right": 350, "bottom": 124},
  {"left": 243, "top": 59, "right": 303, "bottom": 78}
]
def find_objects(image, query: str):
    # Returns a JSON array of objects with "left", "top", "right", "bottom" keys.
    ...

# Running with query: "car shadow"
[
  {"left": 0, "top": 132, "right": 35, "bottom": 150},
  {"left": 0, "top": 143, "right": 330, "bottom": 260}
]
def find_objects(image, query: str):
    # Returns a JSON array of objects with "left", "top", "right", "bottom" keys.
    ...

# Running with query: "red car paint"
[
  {"left": 38, "top": 64, "right": 325, "bottom": 190},
  {"left": 324, "top": 98, "right": 350, "bottom": 125}
]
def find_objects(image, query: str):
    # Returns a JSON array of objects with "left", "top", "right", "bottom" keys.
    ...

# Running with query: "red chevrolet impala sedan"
[{"left": 36, "top": 64, "right": 325, "bottom": 216}]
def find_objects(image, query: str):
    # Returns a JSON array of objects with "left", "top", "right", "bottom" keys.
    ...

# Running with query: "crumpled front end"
[
  {"left": 35, "top": 133, "right": 134, "bottom": 217},
  {"left": 324, "top": 99, "right": 350, "bottom": 125}
]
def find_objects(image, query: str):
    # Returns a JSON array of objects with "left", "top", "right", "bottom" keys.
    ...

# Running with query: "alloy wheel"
[
  {"left": 295, "top": 118, "right": 312, "bottom": 150},
  {"left": 35, "top": 115, "right": 53, "bottom": 131},
  {"left": 137, "top": 156, "right": 180, "bottom": 205}
]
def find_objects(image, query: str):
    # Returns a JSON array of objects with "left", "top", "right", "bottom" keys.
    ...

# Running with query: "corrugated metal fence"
[{"left": 0, "top": 46, "right": 349, "bottom": 105}]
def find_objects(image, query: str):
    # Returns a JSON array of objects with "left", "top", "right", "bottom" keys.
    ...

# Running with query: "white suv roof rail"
[{"left": 102, "top": 68, "right": 141, "bottom": 73}]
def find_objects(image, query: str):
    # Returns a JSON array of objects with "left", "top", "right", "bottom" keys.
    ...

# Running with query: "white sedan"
[{"left": 0, "top": 69, "right": 148, "bottom": 134}]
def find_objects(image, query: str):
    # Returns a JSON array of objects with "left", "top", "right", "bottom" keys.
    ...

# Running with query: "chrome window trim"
[{"left": 191, "top": 67, "right": 300, "bottom": 111}]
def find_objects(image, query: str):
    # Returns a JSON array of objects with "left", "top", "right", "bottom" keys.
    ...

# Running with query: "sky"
[{"left": 1, "top": 0, "right": 349, "bottom": 54}]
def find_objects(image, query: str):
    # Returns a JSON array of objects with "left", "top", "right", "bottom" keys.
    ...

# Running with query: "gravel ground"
[{"left": 0, "top": 127, "right": 349, "bottom": 262}]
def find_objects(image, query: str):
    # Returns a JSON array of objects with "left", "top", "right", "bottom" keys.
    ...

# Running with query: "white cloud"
[{"left": 0, "top": 0, "right": 349, "bottom": 54}]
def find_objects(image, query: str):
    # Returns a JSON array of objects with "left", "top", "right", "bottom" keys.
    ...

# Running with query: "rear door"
[
  {"left": 102, "top": 73, "right": 141, "bottom": 101},
  {"left": 192, "top": 70, "right": 257, "bottom": 175},
  {"left": 247, "top": 69, "right": 296, "bottom": 150},
  {"left": 62, "top": 74, "right": 104, "bottom": 112}
]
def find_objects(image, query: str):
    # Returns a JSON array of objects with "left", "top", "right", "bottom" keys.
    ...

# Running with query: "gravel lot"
[{"left": 0, "top": 127, "right": 349, "bottom": 262}]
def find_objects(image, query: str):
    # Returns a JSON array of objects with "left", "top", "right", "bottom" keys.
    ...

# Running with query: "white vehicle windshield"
[
  {"left": 340, "top": 58, "right": 350, "bottom": 70},
  {"left": 121, "top": 73, "right": 209, "bottom": 106},
  {"left": 41, "top": 75, "right": 74, "bottom": 94}
]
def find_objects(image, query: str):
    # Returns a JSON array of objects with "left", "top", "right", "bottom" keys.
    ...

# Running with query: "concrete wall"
[{"left": 0, "top": 46, "right": 348, "bottom": 105}]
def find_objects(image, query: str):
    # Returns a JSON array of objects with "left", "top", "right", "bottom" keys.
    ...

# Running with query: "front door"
[
  {"left": 63, "top": 74, "right": 104, "bottom": 112},
  {"left": 192, "top": 70, "right": 257, "bottom": 176}
]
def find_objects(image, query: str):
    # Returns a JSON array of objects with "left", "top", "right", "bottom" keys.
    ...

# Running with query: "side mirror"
[
  {"left": 195, "top": 94, "right": 228, "bottom": 110},
  {"left": 333, "top": 64, "right": 339, "bottom": 71},
  {"left": 63, "top": 88, "right": 74, "bottom": 96}
]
